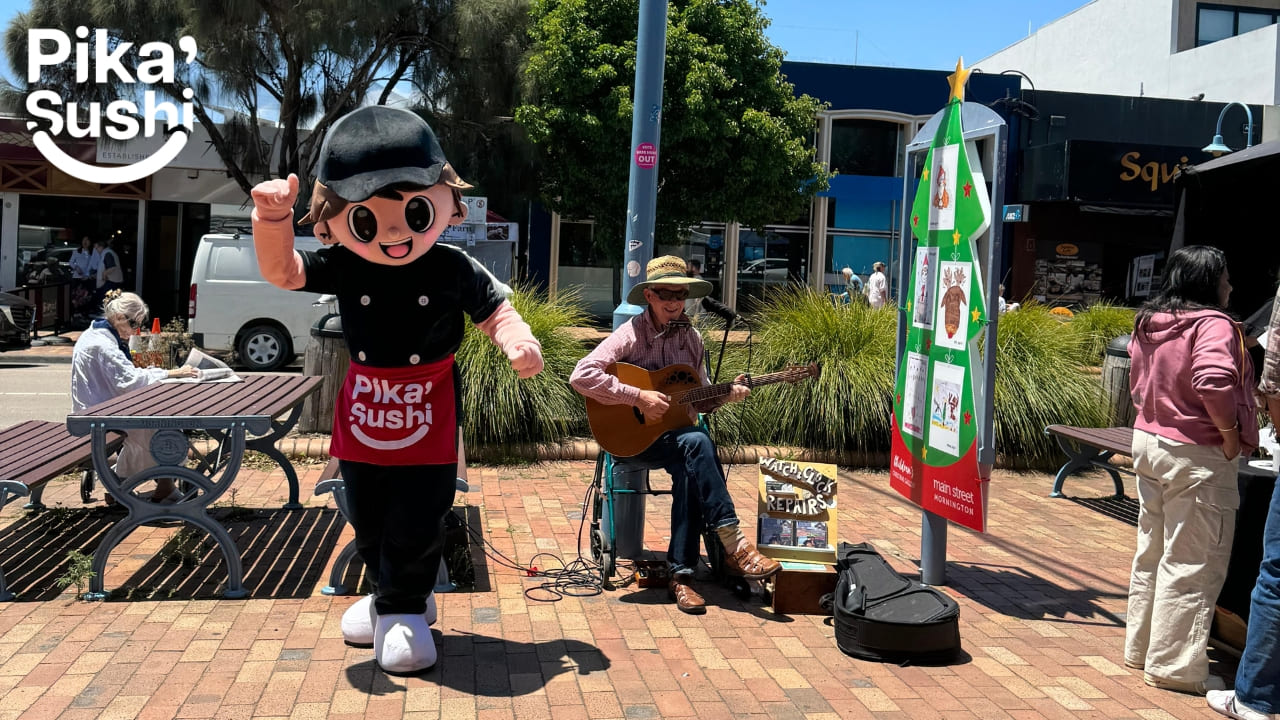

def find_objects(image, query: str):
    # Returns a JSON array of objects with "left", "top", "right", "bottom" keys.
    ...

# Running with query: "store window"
[
  {"left": 16, "top": 195, "right": 140, "bottom": 290},
  {"left": 829, "top": 118, "right": 902, "bottom": 177},
  {"left": 1197, "top": 4, "right": 1278, "bottom": 46},
  {"left": 737, "top": 227, "right": 808, "bottom": 311}
]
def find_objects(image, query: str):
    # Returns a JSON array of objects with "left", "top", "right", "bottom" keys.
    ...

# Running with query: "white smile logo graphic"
[{"left": 25, "top": 27, "right": 197, "bottom": 184}]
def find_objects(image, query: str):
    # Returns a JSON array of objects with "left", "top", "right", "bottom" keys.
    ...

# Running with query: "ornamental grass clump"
[
  {"left": 994, "top": 302, "right": 1108, "bottom": 468},
  {"left": 458, "top": 285, "right": 591, "bottom": 447},
  {"left": 1067, "top": 301, "right": 1137, "bottom": 364},
  {"left": 714, "top": 287, "right": 897, "bottom": 454}
]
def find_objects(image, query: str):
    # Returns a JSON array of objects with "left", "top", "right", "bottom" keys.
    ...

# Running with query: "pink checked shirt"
[{"left": 570, "top": 310, "right": 726, "bottom": 416}]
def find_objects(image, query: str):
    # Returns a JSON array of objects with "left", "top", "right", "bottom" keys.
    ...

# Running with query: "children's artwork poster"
[
  {"left": 889, "top": 62, "right": 991, "bottom": 533},
  {"left": 757, "top": 458, "right": 838, "bottom": 565},
  {"left": 902, "top": 351, "right": 928, "bottom": 439},
  {"left": 928, "top": 144, "right": 959, "bottom": 231},
  {"left": 928, "top": 361, "right": 964, "bottom": 456},
  {"left": 935, "top": 261, "right": 972, "bottom": 350},
  {"left": 913, "top": 247, "right": 938, "bottom": 329}
]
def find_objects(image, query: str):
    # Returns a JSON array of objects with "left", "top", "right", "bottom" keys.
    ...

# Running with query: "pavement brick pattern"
[{"left": 0, "top": 458, "right": 1233, "bottom": 719}]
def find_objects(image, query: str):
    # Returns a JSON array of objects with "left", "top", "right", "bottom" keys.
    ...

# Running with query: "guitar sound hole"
[{"left": 632, "top": 406, "right": 645, "bottom": 424}]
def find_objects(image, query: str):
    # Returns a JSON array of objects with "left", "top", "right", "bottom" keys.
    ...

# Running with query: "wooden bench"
[
  {"left": 1043, "top": 424, "right": 1133, "bottom": 499},
  {"left": 0, "top": 420, "right": 123, "bottom": 600},
  {"left": 313, "top": 457, "right": 469, "bottom": 596}
]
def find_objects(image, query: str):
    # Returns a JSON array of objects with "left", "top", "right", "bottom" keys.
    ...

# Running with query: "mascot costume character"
[{"left": 251, "top": 106, "right": 543, "bottom": 674}]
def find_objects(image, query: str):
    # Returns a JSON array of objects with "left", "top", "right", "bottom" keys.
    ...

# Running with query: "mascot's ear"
[
  {"left": 314, "top": 220, "right": 340, "bottom": 245},
  {"left": 448, "top": 200, "right": 468, "bottom": 227}
]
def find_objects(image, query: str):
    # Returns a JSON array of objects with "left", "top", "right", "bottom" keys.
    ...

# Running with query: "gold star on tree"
[
  {"left": 907, "top": 299, "right": 913, "bottom": 313},
  {"left": 922, "top": 167, "right": 930, "bottom": 182},
  {"left": 947, "top": 57, "right": 971, "bottom": 102},
  {"left": 971, "top": 308, "right": 981, "bottom": 323},
  {"left": 922, "top": 447, "right": 928, "bottom": 460},
  {"left": 952, "top": 230, "right": 962, "bottom": 246}
]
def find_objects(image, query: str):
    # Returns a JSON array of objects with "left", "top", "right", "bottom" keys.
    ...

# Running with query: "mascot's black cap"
[{"left": 315, "top": 106, "right": 448, "bottom": 202}]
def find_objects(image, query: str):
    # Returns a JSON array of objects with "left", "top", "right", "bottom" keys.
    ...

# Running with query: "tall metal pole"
[{"left": 614, "top": 0, "right": 669, "bottom": 330}]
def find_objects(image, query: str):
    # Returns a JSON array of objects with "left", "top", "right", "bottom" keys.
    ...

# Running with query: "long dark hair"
[{"left": 1135, "top": 245, "right": 1228, "bottom": 334}]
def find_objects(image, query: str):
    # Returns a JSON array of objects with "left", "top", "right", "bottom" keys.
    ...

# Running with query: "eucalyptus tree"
[
  {"left": 4, "top": 0, "right": 447, "bottom": 198},
  {"left": 516, "top": 0, "right": 829, "bottom": 269}
]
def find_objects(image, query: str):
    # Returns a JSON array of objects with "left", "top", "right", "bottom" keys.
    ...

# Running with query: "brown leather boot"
[
  {"left": 724, "top": 544, "right": 781, "bottom": 580},
  {"left": 668, "top": 575, "right": 706, "bottom": 614}
]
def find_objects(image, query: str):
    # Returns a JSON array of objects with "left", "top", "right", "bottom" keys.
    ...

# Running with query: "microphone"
[{"left": 700, "top": 296, "right": 741, "bottom": 322}]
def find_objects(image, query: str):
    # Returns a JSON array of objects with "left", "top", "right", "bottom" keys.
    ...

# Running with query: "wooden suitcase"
[{"left": 767, "top": 563, "right": 837, "bottom": 615}]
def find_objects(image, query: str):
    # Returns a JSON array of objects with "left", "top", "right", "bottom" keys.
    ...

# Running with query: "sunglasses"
[
  {"left": 127, "top": 317, "right": 146, "bottom": 330},
  {"left": 649, "top": 287, "right": 689, "bottom": 302}
]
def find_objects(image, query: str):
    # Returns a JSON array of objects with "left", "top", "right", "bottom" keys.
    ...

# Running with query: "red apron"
[{"left": 330, "top": 356, "right": 458, "bottom": 466}]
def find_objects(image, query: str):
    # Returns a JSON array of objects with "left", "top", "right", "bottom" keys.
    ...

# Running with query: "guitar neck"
[{"left": 676, "top": 370, "right": 803, "bottom": 406}]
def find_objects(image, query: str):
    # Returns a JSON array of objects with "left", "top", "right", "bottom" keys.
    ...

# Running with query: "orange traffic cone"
[{"left": 151, "top": 317, "right": 161, "bottom": 334}]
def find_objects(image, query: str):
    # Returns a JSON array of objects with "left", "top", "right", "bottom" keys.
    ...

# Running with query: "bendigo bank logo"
[
  {"left": 25, "top": 27, "right": 198, "bottom": 184},
  {"left": 347, "top": 374, "right": 434, "bottom": 450}
]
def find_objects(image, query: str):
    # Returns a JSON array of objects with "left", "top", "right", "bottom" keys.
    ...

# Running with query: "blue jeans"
[
  {"left": 1235, "top": 477, "right": 1280, "bottom": 713},
  {"left": 628, "top": 426, "right": 738, "bottom": 575}
]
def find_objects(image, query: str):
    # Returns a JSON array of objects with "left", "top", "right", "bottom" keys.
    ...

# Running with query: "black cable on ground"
[{"left": 457, "top": 473, "right": 634, "bottom": 601}]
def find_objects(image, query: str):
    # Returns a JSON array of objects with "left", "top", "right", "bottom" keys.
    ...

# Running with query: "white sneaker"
[
  {"left": 1208, "top": 690, "right": 1280, "bottom": 720},
  {"left": 341, "top": 593, "right": 437, "bottom": 647},
  {"left": 374, "top": 613, "right": 437, "bottom": 675}
]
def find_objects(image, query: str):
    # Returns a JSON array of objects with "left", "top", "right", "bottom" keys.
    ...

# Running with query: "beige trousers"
[{"left": 1125, "top": 429, "right": 1239, "bottom": 682}]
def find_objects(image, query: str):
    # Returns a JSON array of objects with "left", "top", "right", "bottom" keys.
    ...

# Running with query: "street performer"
[
  {"left": 569, "top": 255, "right": 780, "bottom": 614},
  {"left": 251, "top": 106, "right": 543, "bottom": 675}
]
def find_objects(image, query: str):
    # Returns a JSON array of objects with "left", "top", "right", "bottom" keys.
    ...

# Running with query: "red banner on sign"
[{"left": 889, "top": 412, "right": 987, "bottom": 532}]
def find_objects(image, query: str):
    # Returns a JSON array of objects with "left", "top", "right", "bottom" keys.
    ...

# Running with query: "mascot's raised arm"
[{"left": 250, "top": 106, "right": 542, "bottom": 676}]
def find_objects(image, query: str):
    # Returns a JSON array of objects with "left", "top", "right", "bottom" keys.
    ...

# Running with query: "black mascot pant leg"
[{"left": 339, "top": 460, "right": 458, "bottom": 615}]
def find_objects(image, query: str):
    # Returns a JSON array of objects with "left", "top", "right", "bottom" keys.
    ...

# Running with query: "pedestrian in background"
[
  {"left": 867, "top": 261, "right": 889, "bottom": 309},
  {"left": 1126, "top": 245, "right": 1256, "bottom": 696}
]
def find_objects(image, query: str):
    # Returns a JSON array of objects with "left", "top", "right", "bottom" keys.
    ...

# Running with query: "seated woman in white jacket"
[{"left": 70, "top": 291, "right": 197, "bottom": 503}]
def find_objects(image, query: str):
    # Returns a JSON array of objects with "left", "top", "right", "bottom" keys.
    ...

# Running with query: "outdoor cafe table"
[{"left": 66, "top": 374, "right": 322, "bottom": 599}]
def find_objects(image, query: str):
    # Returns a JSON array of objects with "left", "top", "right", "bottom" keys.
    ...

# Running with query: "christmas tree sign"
[{"left": 889, "top": 59, "right": 991, "bottom": 533}]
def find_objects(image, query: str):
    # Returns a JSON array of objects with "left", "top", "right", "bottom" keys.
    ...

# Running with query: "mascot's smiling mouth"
[{"left": 380, "top": 237, "right": 413, "bottom": 259}]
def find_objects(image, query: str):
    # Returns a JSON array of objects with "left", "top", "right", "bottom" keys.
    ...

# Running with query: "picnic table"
[{"left": 66, "top": 374, "right": 321, "bottom": 599}]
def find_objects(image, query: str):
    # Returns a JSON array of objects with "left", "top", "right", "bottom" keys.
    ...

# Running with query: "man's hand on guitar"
[
  {"left": 637, "top": 390, "right": 670, "bottom": 423},
  {"left": 726, "top": 374, "right": 752, "bottom": 404}
]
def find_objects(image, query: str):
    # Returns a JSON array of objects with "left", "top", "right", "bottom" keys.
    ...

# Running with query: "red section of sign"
[
  {"left": 888, "top": 413, "right": 987, "bottom": 532},
  {"left": 635, "top": 142, "right": 657, "bottom": 169}
]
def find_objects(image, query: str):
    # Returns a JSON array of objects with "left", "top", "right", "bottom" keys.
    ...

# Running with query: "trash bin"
[
  {"left": 1101, "top": 334, "right": 1135, "bottom": 427},
  {"left": 299, "top": 310, "right": 348, "bottom": 433}
]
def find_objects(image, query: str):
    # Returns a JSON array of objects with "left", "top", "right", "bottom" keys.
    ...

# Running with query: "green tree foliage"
[{"left": 516, "top": 0, "right": 829, "bottom": 263}]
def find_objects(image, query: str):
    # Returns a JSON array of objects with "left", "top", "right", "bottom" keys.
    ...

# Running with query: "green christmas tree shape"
[{"left": 893, "top": 58, "right": 992, "bottom": 466}]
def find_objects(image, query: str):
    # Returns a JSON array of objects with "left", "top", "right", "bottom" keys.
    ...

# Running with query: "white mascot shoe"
[
  {"left": 342, "top": 593, "right": 437, "bottom": 648},
  {"left": 374, "top": 613, "right": 437, "bottom": 675}
]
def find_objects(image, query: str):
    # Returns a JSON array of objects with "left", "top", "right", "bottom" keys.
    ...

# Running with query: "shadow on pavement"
[
  {"left": 946, "top": 561, "right": 1127, "bottom": 625},
  {"left": 1068, "top": 493, "right": 1140, "bottom": 527},
  {"left": 344, "top": 632, "right": 611, "bottom": 696},
  {"left": 0, "top": 506, "right": 118, "bottom": 600}
]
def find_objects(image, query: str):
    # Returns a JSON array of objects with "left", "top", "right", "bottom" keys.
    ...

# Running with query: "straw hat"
[{"left": 627, "top": 255, "right": 713, "bottom": 305}]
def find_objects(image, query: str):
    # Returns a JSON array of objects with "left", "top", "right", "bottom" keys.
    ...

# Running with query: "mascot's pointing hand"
[
  {"left": 251, "top": 173, "right": 299, "bottom": 222},
  {"left": 508, "top": 341, "right": 544, "bottom": 379}
]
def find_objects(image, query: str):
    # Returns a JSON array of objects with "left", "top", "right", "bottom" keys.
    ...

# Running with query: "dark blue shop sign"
[{"left": 1020, "top": 140, "right": 1202, "bottom": 208}]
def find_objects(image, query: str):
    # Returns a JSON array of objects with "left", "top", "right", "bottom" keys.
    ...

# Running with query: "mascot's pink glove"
[
  {"left": 476, "top": 302, "right": 544, "bottom": 379},
  {"left": 250, "top": 174, "right": 307, "bottom": 290}
]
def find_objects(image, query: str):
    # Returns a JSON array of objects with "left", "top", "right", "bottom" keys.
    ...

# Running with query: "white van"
[{"left": 188, "top": 233, "right": 329, "bottom": 371}]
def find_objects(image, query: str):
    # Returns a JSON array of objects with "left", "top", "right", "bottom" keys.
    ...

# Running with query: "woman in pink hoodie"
[{"left": 1125, "top": 245, "right": 1258, "bottom": 695}]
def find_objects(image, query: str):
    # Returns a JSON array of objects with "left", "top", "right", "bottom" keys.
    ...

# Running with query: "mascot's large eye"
[
  {"left": 348, "top": 205, "right": 378, "bottom": 243},
  {"left": 405, "top": 196, "right": 435, "bottom": 233}
]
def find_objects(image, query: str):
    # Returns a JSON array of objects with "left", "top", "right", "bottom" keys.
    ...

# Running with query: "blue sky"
[
  {"left": 0, "top": 0, "right": 1091, "bottom": 78},
  {"left": 762, "top": 0, "right": 1090, "bottom": 69}
]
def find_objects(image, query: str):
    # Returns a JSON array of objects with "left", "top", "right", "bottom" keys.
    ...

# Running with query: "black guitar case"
[{"left": 826, "top": 542, "right": 961, "bottom": 664}]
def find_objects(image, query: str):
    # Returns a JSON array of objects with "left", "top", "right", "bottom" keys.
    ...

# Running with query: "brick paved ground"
[{"left": 0, "top": 458, "right": 1236, "bottom": 719}]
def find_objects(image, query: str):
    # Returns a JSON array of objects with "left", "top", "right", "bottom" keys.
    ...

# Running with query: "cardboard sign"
[{"left": 756, "top": 458, "right": 838, "bottom": 565}]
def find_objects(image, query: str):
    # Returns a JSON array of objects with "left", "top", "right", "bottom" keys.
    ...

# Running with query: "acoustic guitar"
[{"left": 585, "top": 362, "right": 821, "bottom": 457}]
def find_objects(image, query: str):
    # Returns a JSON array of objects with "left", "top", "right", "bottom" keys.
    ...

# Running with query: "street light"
[{"left": 1202, "top": 101, "right": 1255, "bottom": 156}]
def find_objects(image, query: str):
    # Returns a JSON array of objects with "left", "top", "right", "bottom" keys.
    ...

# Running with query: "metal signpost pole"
[{"left": 614, "top": 0, "right": 669, "bottom": 330}]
